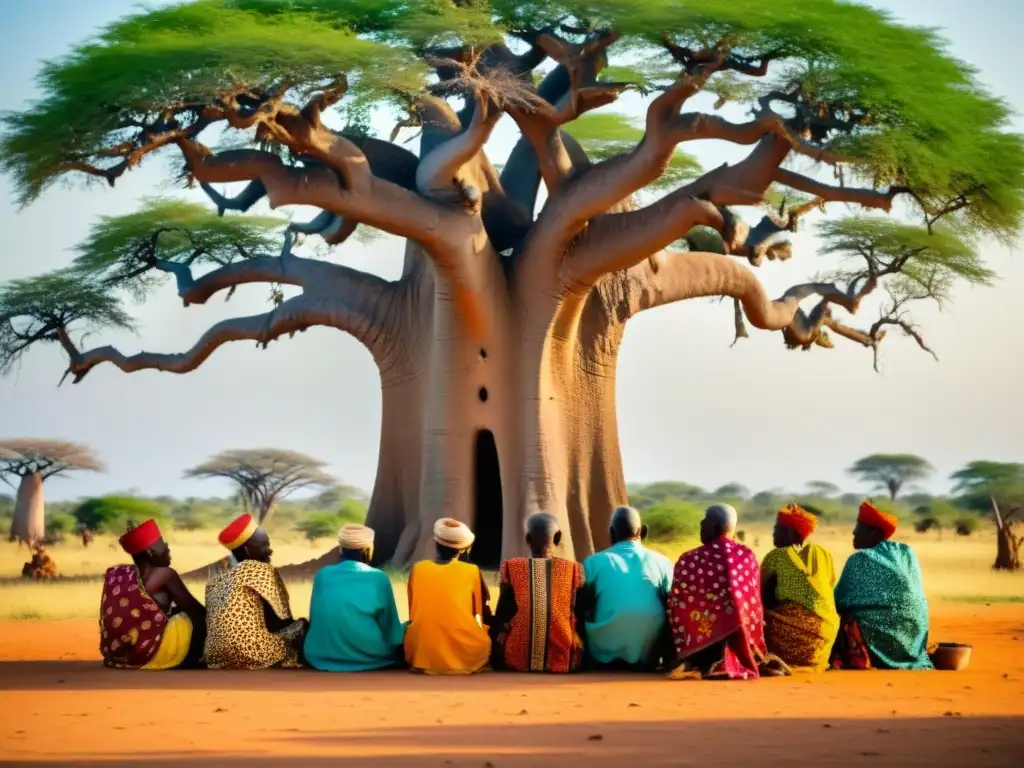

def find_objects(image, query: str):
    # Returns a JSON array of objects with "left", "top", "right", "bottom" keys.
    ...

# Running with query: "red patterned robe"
[
  {"left": 493, "top": 557, "right": 584, "bottom": 673},
  {"left": 668, "top": 536, "right": 768, "bottom": 679},
  {"left": 99, "top": 564, "right": 168, "bottom": 668}
]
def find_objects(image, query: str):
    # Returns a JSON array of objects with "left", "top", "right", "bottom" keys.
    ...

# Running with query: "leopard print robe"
[{"left": 203, "top": 559, "right": 305, "bottom": 669}]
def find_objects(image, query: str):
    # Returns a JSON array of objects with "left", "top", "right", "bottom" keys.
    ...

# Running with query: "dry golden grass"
[{"left": 1, "top": 525, "right": 1019, "bottom": 621}]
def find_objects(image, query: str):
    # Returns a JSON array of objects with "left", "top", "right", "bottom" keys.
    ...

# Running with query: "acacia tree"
[
  {"left": 2, "top": 1, "right": 1022, "bottom": 566},
  {"left": 0, "top": 439, "right": 104, "bottom": 545},
  {"left": 184, "top": 448, "right": 337, "bottom": 524},
  {"left": 951, "top": 461, "right": 1024, "bottom": 571},
  {"left": 847, "top": 453, "right": 934, "bottom": 500}
]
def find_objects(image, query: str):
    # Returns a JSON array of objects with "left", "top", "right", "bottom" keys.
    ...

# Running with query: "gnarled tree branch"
[
  {"left": 773, "top": 168, "right": 908, "bottom": 212},
  {"left": 58, "top": 273, "right": 394, "bottom": 384}
]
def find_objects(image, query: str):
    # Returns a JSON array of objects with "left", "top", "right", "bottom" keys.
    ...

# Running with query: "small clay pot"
[{"left": 929, "top": 642, "right": 972, "bottom": 671}]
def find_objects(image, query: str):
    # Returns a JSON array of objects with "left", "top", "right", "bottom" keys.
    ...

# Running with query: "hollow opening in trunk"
[{"left": 470, "top": 428, "right": 503, "bottom": 569}]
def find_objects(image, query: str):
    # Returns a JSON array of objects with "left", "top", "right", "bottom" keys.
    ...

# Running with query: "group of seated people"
[{"left": 100, "top": 498, "right": 933, "bottom": 677}]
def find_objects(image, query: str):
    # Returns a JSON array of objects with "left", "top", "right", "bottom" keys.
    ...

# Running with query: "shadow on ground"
[{"left": 3, "top": 717, "right": 1023, "bottom": 766}]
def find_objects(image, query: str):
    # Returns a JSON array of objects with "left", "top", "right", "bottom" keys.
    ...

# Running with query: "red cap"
[
  {"left": 219, "top": 514, "right": 258, "bottom": 551},
  {"left": 858, "top": 500, "right": 898, "bottom": 540},
  {"left": 118, "top": 519, "right": 162, "bottom": 555}
]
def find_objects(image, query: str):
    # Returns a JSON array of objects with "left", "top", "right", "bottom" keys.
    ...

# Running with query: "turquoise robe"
[
  {"left": 304, "top": 560, "right": 405, "bottom": 671},
  {"left": 834, "top": 540, "right": 933, "bottom": 670},
  {"left": 581, "top": 540, "right": 674, "bottom": 666}
]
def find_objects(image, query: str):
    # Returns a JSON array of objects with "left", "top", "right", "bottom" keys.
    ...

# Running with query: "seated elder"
[
  {"left": 831, "top": 501, "right": 933, "bottom": 670},
  {"left": 579, "top": 506, "right": 674, "bottom": 670},
  {"left": 668, "top": 504, "right": 789, "bottom": 680},
  {"left": 404, "top": 518, "right": 492, "bottom": 675},
  {"left": 304, "top": 524, "right": 405, "bottom": 671},
  {"left": 101, "top": 519, "right": 206, "bottom": 669},
  {"left": 760, "top": 504, "right": 839, "bottom": 671},
  {"left": 203, "top": 514, "right": 308, "bottom": 669},
  {"left": 490, "top": 512, "right": 584, "bottom": 673}
]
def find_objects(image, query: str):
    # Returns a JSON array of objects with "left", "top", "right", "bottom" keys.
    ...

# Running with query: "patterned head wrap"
[
  {"left": 858, "top": 500, "right": 898, "bottom": 540},
  {"left": 777, "top": 504, "right": 817, "bottom": 539}
]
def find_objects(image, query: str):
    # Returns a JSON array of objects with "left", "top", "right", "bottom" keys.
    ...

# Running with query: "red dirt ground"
[{"left": 1, "top": 604, "right": 1022, "bottom": 766}]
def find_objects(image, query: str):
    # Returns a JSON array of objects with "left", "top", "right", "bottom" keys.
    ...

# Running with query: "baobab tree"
[
  {"left": 1, "top": 1, "right": 1022, "bottom": 566},
  {"left": 0, "top": 439, "right": 104, "bottom": 545},
  {"left": 184, "top": 448, "right": 336, "bottom": 525}
]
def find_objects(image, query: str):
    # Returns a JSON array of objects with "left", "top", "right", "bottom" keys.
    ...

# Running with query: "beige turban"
[
  {"left": 338, "top": 524, "right": 375, "bottom": 551},
  {"left": 433, "top": 518, "right": 475, "bottom": 550}
]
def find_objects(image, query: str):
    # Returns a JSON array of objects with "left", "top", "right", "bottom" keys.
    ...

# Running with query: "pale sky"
[{"left": 0, "top": 1, "right": 1021, "bottom": 502}]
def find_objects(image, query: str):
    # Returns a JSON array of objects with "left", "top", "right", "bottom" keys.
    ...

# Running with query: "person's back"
[
  {"left": 305, "top": 560, "right": 404, "bottom": 671},
  {"left": 583, "top": 540, "right": 672, "bottom": 667},
  {"left": 836, "top": 539, "right": 931, "bottom": 668},
  {"left": 763, "top": 542, "right": 838, "bottom": 617},
  {"left": 404, "top": 559, "right": 491, "bottom": 674},
  {"left": 495, "top": 554, "right": 584, "bottom": 672}
]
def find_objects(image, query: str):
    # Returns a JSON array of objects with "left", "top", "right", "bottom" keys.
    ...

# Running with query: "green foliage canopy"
[
  {"left": 951, "top": 461, "right": 1024, "bottom": 513},
  {"left": 1, "top": 0, "right": 1020, "bottom": 244},
  {"left": 73, "top": 495, "right": 169, "bottom": 535}
]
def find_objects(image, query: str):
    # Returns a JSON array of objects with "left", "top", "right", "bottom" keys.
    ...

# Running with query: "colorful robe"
[
  {"left": 99, "top": 564, "right": 168, "bottom": 668},
  {"left": 203, "top": 559, "right": 305, "bottom": 669},
  {"left": 761, "top": 543, "right": 840, "bottom": 670},
  {"left": 492, "top": 557, "right": 584, "bottom": 673},
  {"left": 668, "top": 536, "right": 769, "bottom": 679},
  {"left": 304, "top": 560, "right": 406, "bottom": 672},
  {"left": 581, "top": 540, "right": 674, "bottom": 667},
  {"left": 833, "top": 540, "right": 933, "bottom": 670},
  {"left": 404, "top": 560, "right": 491, "bottom": 675}
]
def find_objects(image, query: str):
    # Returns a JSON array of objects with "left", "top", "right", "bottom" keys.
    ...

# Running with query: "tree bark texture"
[
  {"left": 10, "top": 472, "right": 45, "bottom": 546},
  {"left": 993, "top": 523, "right": 1022, "bottom": 572}
]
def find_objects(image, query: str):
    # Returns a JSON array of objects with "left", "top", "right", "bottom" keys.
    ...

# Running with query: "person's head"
[
  {"left": 432, "top": 518, "right": 475, "bottom": 561},
  {"left": 609, "top": 505, "right": 646, "bottom": 545},
  {"left": 525, "top": 512, "right": 561, "bottom": 557},
  {"left": 700, "top": 504, "right": 738, "bottom": 545},
  {"left": 119, "top": 519, "right": 170, "bottom": 568},
  {"left": 853, "top": 500, "right": 898, "bottom": 550},
  {"left": 219, "top": 514, "right": 272, "bottom": 564},
  {"left": 774, "top": 504, "right": 817, "bottom": 548},
  {"left": 338, "top": 523, "right": 375, "bottom": 564},
  {"left": 233, "top": 528, "right": 273, "bottom": 563}
]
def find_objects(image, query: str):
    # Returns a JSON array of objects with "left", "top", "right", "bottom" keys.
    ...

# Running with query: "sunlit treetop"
[
  {"left": 0, "top": 0, "right": 1019, "bottom": 244},
  {"left": 0, "top": 270, "right": 135, "bottom": 377},
  {"left": 72, "top": 198, "right": 285, "bottom": 297}
]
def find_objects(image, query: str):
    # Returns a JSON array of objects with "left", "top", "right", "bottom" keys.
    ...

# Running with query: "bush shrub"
[
  {"left": 643, "top": 499, "right": 704, "bottom": 543},
  {"left": 954, "top": 514, "right": 981, "bottom": 537},
  {"left": 45, "top": 513, "right": 78, "bottom": 535},
  {"left": 296, "top": 512, "right": 346, "bottom": 542},
  {"left": 73, "top": 496, "right": 167, "bottom": 534}
]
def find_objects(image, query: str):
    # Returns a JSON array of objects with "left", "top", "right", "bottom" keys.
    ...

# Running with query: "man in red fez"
[
  {"left": 203, "top": 514, "right": 308, "bottom": 669},
  {"left": 100, "top": 519, "right": 206, "bottom": 669}
]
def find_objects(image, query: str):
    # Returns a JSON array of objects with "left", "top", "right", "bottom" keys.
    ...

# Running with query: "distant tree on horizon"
[
  {"left": 184, "top": 448, "right": 336, "bottom": 525},
  {"left": 806, "top": 480, "right": 841, "bottom": 497},
  {"left": 847, "top": 454, "right": 933, "bottom": 500}
]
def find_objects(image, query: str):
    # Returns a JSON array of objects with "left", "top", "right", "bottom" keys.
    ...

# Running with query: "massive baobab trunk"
[
  {"left": 361, "top": 251, "right": 643, "bottom": 567},
  {"left": 11, "top": 472, "right": 44, "bottom": 546}
]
